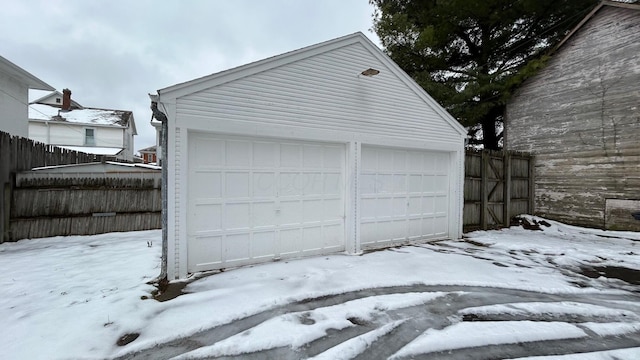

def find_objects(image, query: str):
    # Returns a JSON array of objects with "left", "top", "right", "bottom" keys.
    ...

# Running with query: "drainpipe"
[{"left": 150, "top": 97, "right": 168, "bottom": 286}]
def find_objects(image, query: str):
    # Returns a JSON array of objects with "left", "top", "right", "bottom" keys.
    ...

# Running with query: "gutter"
[{"left": 149, "top": 94, "right": 168, "bottom": 286}]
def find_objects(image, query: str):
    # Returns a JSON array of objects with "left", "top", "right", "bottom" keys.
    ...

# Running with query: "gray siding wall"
[
  {"left": 177, "top": 42, "right": 463, "bottom": 146},
  {"left": 505, "top": 6, "right": 640, "bottom": 229}
]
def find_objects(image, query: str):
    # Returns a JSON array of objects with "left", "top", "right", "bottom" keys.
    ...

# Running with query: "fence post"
[
  {"left": 481, "top": 151, "right": 488, "bottom": 230},
  {"left": 503, "top": 152, "right": 512, "bottom": 227},
  {"left": 528, "top": 156, "right": 536, "bottom": 215}
]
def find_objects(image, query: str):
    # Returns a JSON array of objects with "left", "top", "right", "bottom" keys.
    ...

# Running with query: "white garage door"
[
  {"left": 187, "top": 133, "right": 345, "bottom": 272},
  {"left": 360, "top": 146, "right": 450, "bottom": 249}
]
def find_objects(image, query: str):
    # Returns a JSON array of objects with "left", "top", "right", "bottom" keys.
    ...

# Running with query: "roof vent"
[{"left": 360, "top": 68, "right": 380, "bottom": 77}]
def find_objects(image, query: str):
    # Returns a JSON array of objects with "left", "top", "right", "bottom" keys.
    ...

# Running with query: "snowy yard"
[{"left": 1, "top": 216, "right": 639, "bottom": 359}]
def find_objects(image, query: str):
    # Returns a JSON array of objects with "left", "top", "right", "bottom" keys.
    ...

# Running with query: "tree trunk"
[{"left": 482, "top": 118, "right": 499, "bottom": 150}]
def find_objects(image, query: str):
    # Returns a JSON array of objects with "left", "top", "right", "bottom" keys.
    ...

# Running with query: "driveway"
[{"left": 118, "top": 219, "right": 640, "bottom": 360}]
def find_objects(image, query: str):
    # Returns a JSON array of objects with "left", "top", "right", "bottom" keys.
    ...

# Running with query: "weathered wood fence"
[
  {"left": 9, "top": 175, "right": 161, "bottom": 240},
  {"left": 1, "top": 130, "right": 100, "bottom": 242},
  {"left": 463, "top": 150, "right": 534, "bottom": 232}
]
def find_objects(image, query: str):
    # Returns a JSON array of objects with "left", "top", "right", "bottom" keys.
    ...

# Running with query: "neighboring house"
[
  {"left": 139, "top": 145, "right": 157, "bottom": 164},
  {"left": 0, "top": 55, "right": 54, "bottom": 137},
  {"left": 29, "top": 89, "right": 137, "bottom": 161},
  {"left": 153, "top": 32, "right": 467, "bottom": 279},
  {"left": 504, "top": 1, "right": 640, "bottom": 231}
]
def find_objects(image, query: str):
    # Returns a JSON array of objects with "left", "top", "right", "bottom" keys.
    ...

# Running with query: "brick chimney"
[{"left": 62, "top": 88, "right": 72, "bottom": 111}]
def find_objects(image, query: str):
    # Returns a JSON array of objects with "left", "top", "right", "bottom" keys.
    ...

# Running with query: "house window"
[
  {"left": 84, "top": 128, "right": 96, "bottom": 146},
  {"left": 56, "top": 98, "right": 61, "bottom": 103}
]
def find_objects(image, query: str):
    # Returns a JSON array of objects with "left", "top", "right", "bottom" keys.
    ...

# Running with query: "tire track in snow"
[{"left": 117, "top": 286, "right": 640, "bottom": 360}]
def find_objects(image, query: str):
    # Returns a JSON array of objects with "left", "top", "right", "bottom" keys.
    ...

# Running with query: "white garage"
[{"left": 153, "top": 32, "right": 467, "bottom": 280}]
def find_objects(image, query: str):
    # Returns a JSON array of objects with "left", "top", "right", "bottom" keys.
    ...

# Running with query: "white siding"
[
  {"left": 176, "top": 43, "right": 461, "bottom": 147},
  {"left": 28, "top": 121, "right": 124, "bottom": 148},
  {"left": 0, "top": 72, "right": 29, "bottom": 137}
]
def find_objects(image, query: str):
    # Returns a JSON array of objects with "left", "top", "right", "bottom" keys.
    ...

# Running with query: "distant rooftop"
[{"left": 29, "top": 103, "right": 132, "bottom": 127}]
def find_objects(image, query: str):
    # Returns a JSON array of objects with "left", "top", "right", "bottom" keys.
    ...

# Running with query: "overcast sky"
[{"left": 1, "top": 0, "right": 380, "bottom": 152}]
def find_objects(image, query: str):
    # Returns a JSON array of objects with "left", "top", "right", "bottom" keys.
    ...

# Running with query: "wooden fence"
[
  {"left": 1, "top": 130, "right": 101, "bottom": 242},
  {"left": 9, "top": 175, "right": 161, "bottom": 240},
  {"left": 463, "top": 150, "right": 534, "bottom": 232},
  {"left": 3, "top": 129, "right": 532, "bottom": 241}
]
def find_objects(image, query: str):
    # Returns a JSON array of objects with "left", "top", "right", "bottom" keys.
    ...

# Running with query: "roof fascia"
[
  {"left": 358, "top": 34, "right": 468, "bottom": 136},
  {"left": 552, "top": 1, "right": 640, "bottom": 53},
  {"left": 157, "top": 32, "right": 367, "bottom": 100},
  {"left": 0, "top": 55, "right": 55, "bottom": 91}
]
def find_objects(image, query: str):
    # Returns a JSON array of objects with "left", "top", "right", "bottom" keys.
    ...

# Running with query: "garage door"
[
  {"left": 187, "top": 134, "right": 345, "bottom": 272},
  {"left": 360, "top": 146, "right": 450, "bottom": 249}
]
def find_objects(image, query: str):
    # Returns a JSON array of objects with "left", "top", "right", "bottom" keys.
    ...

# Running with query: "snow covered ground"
[{"left": 1, "top": 216, "right": 639, "bottom": 359}]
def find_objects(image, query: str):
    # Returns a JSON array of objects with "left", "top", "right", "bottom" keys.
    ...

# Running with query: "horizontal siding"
[
  {"left": 177, "top": 43, "right": 461, "bottom": 144},
  {"left": 505, "top": 6, "right": 640, "bottom": 229}
]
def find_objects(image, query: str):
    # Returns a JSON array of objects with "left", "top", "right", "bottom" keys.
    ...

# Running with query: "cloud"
[{"left": 0, "top": 0, "right": 379, "bottom": 152}]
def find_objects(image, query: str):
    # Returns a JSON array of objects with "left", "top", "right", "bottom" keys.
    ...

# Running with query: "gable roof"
[
  {"left": 552, "top": 0, "right": 640, "bottom": 52},
  {"left": 29, "top": 103, "right": 135, "bottom": 130},
  {"left": 31, "top": 90, "right": 83, "bottom": 109},
  {"left": 138, "top": 145, "right": 156, "bottom": 153},
  {"left": 156, "top": 32, "right": 466, "bottom": 136},
  {"left": 0, "top": 55, "right": 54, "bottom": 91}
]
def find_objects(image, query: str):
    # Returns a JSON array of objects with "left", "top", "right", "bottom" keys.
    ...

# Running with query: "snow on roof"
[
  {"left": 58, "top": 145, "right": 123, "bottom": 156},
  {"left": 29, "top": 103, "right": 132, "bottom": 127},
  {"left": 138, "top": 145, "right": 157, "bottom": 153}
]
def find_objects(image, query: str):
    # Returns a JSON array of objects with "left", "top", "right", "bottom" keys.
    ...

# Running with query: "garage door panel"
[
  {"left": 324, "top": 147, "right": 343, "bottom": 169},
  {"left": 303, "top": 226, "right": 323, "bottom": 250},
  {"left": 280, "top": 228, "right": 302, "bottom": 255},
  {"left": 225, "top": 172, "right": 250, "bottom": 198},
  {"left": 323, "top": 173, "right": 342, "bottom": 195},
  {"left": 194, "top": 204, "right": 222, "bottom": 232},
  {"left": 407, "top": 196, "right": 422, "bottom": 215},
  {"left": 361, "top": 146, "right": 450, "bottom": 249},
  {"left": 409, "top": 218, "right": 422, "bottom": 238},
  {"left": 188, "top": 134, "right": 345, "bottom": 272},
  {"left": 252, "top": 231, "right": 276, "bottom": 259},
  {"left": 280, "top": 200, "right": 303, "bottom": 225},
  {"left": 392, "top": 198, "right": 407, "bottom": 217},
  {"left": 280, "top": 144, "right": 301, "bottom": 167},
  {"left": 324, "top": 224, "right": 343, "bottom": 247},
  {"left": 225, "top": 233, "right": 251, "bottom": 262},
  {"left": 193, "top": 172, "right": 222, "bottom": 199},
  {"left": 303, "top": 145, "right": 323, "bottom": 168},
  {"left": 189, "top": 235, "right": 223, "bottom": 269},
  {"left": 252, "top": 201, "right": 277, "bottom": 227},
  {"left": 226, "top": 140, "right": 251, "bottom": 166},
  {"left": 303, "top": 200, "right": 324, "bottom": 223},
  {"left": 253, "top": 172, "right": 276, "bottom": 197},
  {"left": 253, "top": 142, "right": 277, "bottom": 167}
]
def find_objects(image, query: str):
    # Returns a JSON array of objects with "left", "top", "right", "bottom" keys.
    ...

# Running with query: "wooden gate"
[{"left": 464, "top": 150, "right": 534, "bottom": 232}]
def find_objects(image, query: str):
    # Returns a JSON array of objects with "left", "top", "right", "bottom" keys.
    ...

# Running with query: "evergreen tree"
[{"left": 371, "top": 0, "right": 599, "bottom": 149}]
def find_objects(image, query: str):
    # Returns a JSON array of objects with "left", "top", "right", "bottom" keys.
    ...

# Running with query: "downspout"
[{"left": 150, "top": 96, "right": 168, "bottom": 287}]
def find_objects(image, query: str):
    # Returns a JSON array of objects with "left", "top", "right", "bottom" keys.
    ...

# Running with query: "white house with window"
[{"left": 28, "top": 89, "right": 137, "bottom": 161}]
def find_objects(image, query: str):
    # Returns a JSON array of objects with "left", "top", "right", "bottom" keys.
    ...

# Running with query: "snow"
[
  {"left": 508, "top": 347, "right": 640, "bottom": 360},
  {"left": 310, "top": 319, "right": 407, "bottom": 360},
  {"left": 174, "top": 292, "right": 450, "bottom": 358},
  {"left": 29, "top": 103, "right": 128, "bottom": 126},
  {"left": 1, "top": 216, "right": 638, "bottom": 359},
  {"left": 59, "top": 145, "right": 123, "bottom": 155},
  {"left": 458, "top": 302, "right": 639, "bottom": 320},
  {"left": 391, "top": 321, "right": 588, "bottom": 358}
]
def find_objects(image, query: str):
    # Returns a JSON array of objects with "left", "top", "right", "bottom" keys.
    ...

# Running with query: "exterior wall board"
[
  {"left": 28, "top": 121, "right": 126, "bottom": 148},
  {"left": 505, "top": 6, "right": 640, "bottom": 229},
  {"left": 0, "top": 72, "right": 28, "bottom": 137},
  {"left": 177, "top": 43, "right": 461, "bottom": 145}
]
